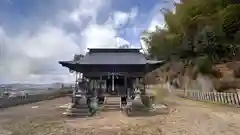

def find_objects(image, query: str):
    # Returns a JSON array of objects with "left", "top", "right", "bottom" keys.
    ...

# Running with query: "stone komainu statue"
[{"left": 123, "top": 88, "right": 148, "bottom": 116}]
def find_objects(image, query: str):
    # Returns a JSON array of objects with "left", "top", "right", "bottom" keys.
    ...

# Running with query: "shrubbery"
[{"left": 196, "top": 57, "right": 213, "bottom": 75}]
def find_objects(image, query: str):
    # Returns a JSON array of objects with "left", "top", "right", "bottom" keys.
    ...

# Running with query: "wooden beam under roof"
[{"left": 83, "top": 72, "right": 145, "bottom": 78}]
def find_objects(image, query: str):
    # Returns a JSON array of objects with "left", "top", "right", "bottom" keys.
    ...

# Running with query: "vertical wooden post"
[
  {"left": 219, "top": 92, "right": 223, "bottom": 103},
  {"left": 144, "top": 63, "right": 149, "bottom": 95},
  {"left": 230, "top": 93, "right": 233, "bottom": 105},
  {"left": 143, "top": 66, "right": 146, "bottom": 95},
  {"left": 184, "top": 76, "right": 189, "bottom": 97},
  {"left": 236, "top": 92, "right": 240, "bottom": 107},
  {"left": 233, "top": 92, "right": 238, "bottom": 105},
  {"left": 143, "top": 77, "right": 146, "bottom": 93},
  {"left": 216, "top": 93, "right": 219, "bottom": 102},
  {"left": 223, "top": 92, "right": 226, "bottom": 104},
  {"left": 100, "top": 75, "right": 102, "bottom": 93},
  {"left": 124, "top": 75, "right": 127, "bottom": 97},
  {"left": 112, "top": 72, "right": 114, "bottom": 92}
]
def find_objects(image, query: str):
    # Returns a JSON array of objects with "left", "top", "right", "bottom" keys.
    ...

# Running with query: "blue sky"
[{"left": 0, "top": 0, "right": 176, "bottom": 84}]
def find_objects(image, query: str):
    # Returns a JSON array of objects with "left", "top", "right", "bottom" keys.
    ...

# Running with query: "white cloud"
[
  {"left": 113, "top": 11, "right": 129, "bottom": 27},
  {"left": 111, "top": 7, "right": 138, "bottom": 28},
  {"left": 81, "top": 23, "right": 131, "bottom": 49},
  {"left": 129, "top": 7, "right": 138, "bottom": 20},
  {"left": 69, "top": 0, "right": 110, "bottom": 25},
  {"left": 148, "top": 15, "right": 165, "bottom": 32},
  {"left": 22, "top": 26, "right": 79, "bottom": 59},
  {"left": 116, "top": 37, "right": 131, "bottom": 47},
  {"left": 147, "top": 5, "right": 166, "bottom": 32},
  {"left": 82, "top": 24, "right": 117, "bottom": 49},
  {"left": 0, "top": 25, "right": 80, "bottom": 84},
  {"left": 0, "top": 0, "right": 115, "bottom": 84},
  {"left": 140, "top": 2, "right": 176, "bottom": 53},
  {"left": 81, "top": 7, "right": 138, "bottom": 50},
  {"left": 0, "top": 0, "right": 138, "bottom": 84},
  {"left": 146, "top": 0, "right": 177, "bottom": 32}
]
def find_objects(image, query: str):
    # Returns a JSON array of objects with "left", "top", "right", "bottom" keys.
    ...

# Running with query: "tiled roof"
[
  {"left": 76, "top": 51, "right": 146, "bottom": 65},
  {"left": 58, "top": 48, "right": 164, "bottom": 71}
]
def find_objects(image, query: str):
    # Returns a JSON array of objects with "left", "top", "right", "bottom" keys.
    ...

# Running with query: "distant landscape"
[{"left": 0, "top": 83, "right": 73, "bottom": 97}]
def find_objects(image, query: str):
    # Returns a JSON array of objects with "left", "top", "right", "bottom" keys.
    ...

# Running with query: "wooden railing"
[{"left": 174, "top": 90, "right": 240, "bottom": 106}]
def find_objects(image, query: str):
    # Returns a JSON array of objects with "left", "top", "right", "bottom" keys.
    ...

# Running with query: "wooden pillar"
[
  {"left": 143, "top": 76, "right": 146, "bottom": 92},
  {"left": 74, "top": 72, "right": 78, "bottom": 94},
  {"left": 124, "top": 75, "right": 127, "bottom": 97},
  {"left": 144, "top": 63, "right": 149, "bottom": 95},
  {"left": 112, "top": 72, "right": 114, "bottom": 92},
  {"left": 100, "top": 75, "right": 102, "bottom": 89}
]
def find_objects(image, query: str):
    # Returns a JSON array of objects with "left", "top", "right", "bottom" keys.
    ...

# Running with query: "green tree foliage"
[{"left": 144, "top": 0, "right": 240, "bottom": 64}]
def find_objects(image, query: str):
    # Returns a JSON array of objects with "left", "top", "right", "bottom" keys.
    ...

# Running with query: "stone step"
[
  {"left": 66, "top": 108, "right": 89, "bottom": 113},
  {"left": 105, "top": 101, "right": 120, "bottom": 104},
  {"left": 102, "top": 97, "right": 121, "bottom": 111},
  {"left": 106, "top": 99, "right": 120, "bottom": 101},
  {"left": 73, "top": 104, "right": 89, "bottom": 108},
  {"left": 106, "top": 98, "right": 121, "bottom": 100},
  {"left": 105, "top": 103, "right": 120, "bottom": 105},
  {"left": 104, "top": 104, "right": 120, "bottom": 107},
  {"left": 104, "top": 106, "right": 120, "bottom": 109},
  {"left": 105, "top": 99, "right": 121, "bottom": 102},
  {"left": 64, "top": 110, "right": 90, "bottom": 115},
  {"left": 102, "top": 108, "right": 121, "bottom": 112},
  {"left": 105, "top": 102, "right": 120, "bottom": 105},
  {"left": 63, "top": 111, "right": 91, "bottom": 117},
  {"left": 63, "top": 106, "right": 92, "bottom": 117}
]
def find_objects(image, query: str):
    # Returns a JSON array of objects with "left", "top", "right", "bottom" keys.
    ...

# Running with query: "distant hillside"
[{"left": 147, "top": 61, "right": 240, "bottom": 92}]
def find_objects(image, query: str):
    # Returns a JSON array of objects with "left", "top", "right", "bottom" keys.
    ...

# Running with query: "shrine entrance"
[
  {"left": 106, "top": 75, "right": 124, "bottom": 95},
  {"left": 104, "top": 73, "right": 133, "bottom": 96},
  {"left": 85, "top": 72, "right": 135, "bottom": 97}
]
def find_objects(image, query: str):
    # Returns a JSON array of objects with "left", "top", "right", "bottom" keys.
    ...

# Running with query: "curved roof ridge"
[{"left": 87, "top": 48, "right": 142, "bottom": 53}]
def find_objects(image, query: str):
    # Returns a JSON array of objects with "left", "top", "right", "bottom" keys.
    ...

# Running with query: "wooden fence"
[{"left": 175, "top": 90, "right": 240, "bottom": 106}]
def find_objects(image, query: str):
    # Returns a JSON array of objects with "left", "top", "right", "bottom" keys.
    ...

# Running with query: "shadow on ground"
[{"left": 123, "top": 106, "right": 170, "bottom": 117}]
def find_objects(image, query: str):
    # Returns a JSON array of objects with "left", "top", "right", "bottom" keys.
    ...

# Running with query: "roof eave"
[{"left": 146, "top": 60, "right": 165, "bottom": 65}]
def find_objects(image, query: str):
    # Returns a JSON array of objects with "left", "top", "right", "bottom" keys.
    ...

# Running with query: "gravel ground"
[{"left": 0, "top": 96, "right": 240, "bottom": 135}]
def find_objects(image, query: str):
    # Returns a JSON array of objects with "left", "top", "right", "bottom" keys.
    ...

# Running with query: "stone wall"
[{"left": 0, "top": 90, "right": 69, "bottom": 108}]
